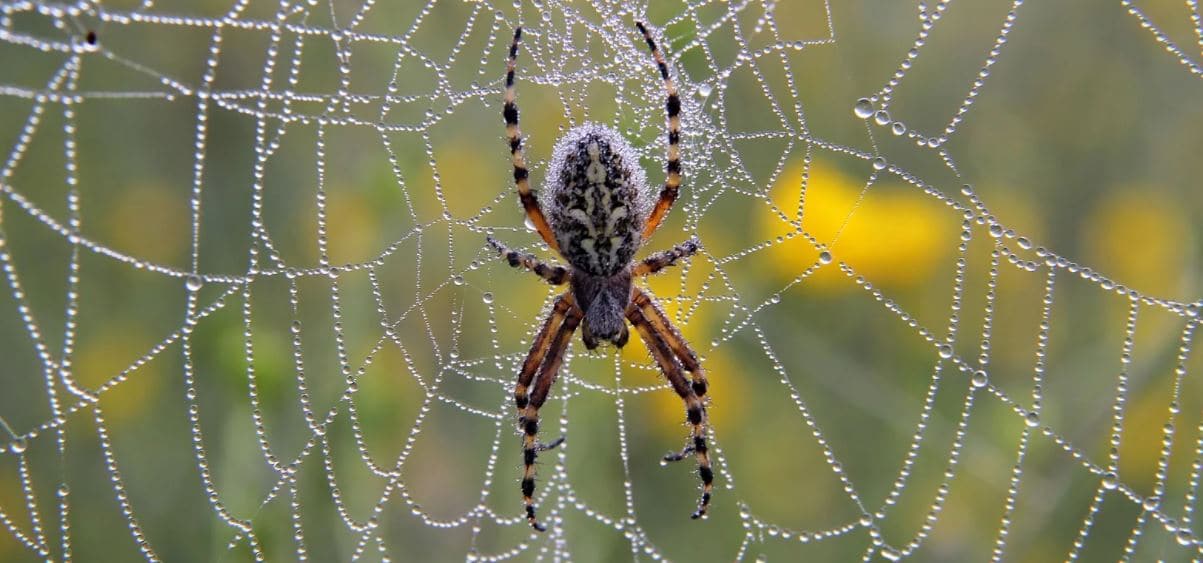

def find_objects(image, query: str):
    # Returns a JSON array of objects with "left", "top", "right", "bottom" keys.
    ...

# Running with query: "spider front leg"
[
  {"left": 636, "top": 22, "right": 683, "bottom": 240},
  {"left": 503, "top": 27, "right": 561, "bottom": 253},
  {"left": 514, "top": 293, "right": 582, "bottom": 531},
  {"left": 627, "top": 305, "right": 713, "bottom": 519}
]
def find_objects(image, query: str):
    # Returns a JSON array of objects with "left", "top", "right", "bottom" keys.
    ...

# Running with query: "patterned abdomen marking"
[{"left": 546, "top": 125, "right": 647, "bottom": 277}]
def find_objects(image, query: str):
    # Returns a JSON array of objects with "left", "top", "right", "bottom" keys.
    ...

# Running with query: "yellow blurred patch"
[
  {"left": 1081, "top": 189, "right": 1192, "bottom": 297},
  {"left": 324, "top": 188, "right": 382, "bottom": 264},
  {"left": 73, "top": 322, "right": 162, "bottom": 427},
  {"left": 103, "top": 183, "right": 189, "bottom": 266},
  {"left": 756, "top": 158, "right": 952, "bottom": 290},
  {"left": 1117, "top": 375, "right": 1177, "bottom": 491}
]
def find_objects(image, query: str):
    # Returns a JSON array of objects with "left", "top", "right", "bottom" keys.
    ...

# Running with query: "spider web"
[{"left": 1, "top": 0, "right": 1202, "bottom": 560}]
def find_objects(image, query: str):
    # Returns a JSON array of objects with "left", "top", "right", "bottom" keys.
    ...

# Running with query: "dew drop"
[
  {"left": 988, "top": 224, "right": 1004, "bottom": 238},
  {"left": 1176, "top": 529, "right": 1194, "bottom": 546},
  {"left": 872, "top": 157, "right": 887, "bottom": 170},
  {"left": 524, "top": 216, "right": 536, "bottom": 231},
  {"left": 453, "top": 275, "right": 465, "bottom": 286},
  {"left": 57, "top": 484, "right": 70, "bottom": 497},
  {"left": 482, "top": 292, "right": 495, "bottom": 304},
  {"left": 185, "top": 274, "right": 204, "bottom": 291},
  {"left": 891, "top": 122, "right": 906, "bottom": 136},
  {"left": 1016, "top": 237, "right": 1032, "bottom": 250},
  {"left": 9, "top": 438, "right": 28, "bottom": 454},
  {"left": 1102, "top": 472, "right": 1119, "bottom": 490},
  {"left": 971, "top": 370, "right": 988, "bottom": 388},
  {"left": 873, "top": 110, "right": 891, "bottom": 126},
  {"left": 818, "top": 251, "right": 832, "bottom": 265},
  {"left": 1024, "top": 412, "right": 1040, "bottom": 427},
  {"left": 697, "top": 83, "right": 713, "bottom": 98},
  {"left": 937, "top": 344, "right": 953, "bottom": 359},
  {"left": 853, "top": 98, "right": 874, "bottom": 119}
]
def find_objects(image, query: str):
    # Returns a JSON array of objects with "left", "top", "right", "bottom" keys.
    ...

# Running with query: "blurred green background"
[{"left": 1, "top": 0, "right": 1202, "bottom": 561}]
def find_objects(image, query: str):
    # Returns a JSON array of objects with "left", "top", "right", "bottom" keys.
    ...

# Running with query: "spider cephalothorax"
[{"left": 488, "top": 23, "right": 712, "bottom": 532}]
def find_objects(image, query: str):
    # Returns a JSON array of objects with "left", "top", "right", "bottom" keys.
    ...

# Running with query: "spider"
[{"left": 486, "top": 23, "right": 712, "bottom": 532}]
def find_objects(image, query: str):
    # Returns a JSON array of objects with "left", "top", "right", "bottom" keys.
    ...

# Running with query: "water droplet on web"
[
  {"left": 1024, "top": 412, "right": 1039, "bottom": 427},
  {"left": 453, "top": 275, "right": 465, "bottom": 286},
  {"left": 1177, "top": 529, "right": 1194, "bottom": 546},
  {"left": 988, "top": 224, "right": 1004, "bottom": 238},
  {"left": 873, "top": 110, "right": 891, "bottom": 126},
  {"left": 57, "top": 484, "right": 70, "bottom": 497},
  {"left": 524, "top": 216, "right": 536, "bottom": 231},
  {"left": 482, "top": 292, "right": 494, "bottom": 304},
  {"left": 697, "top": 83, "right": 713, "bottom": 98},
  {"left": 185, "top": 275, "right": 204, "bottom": 291},
  {"left": 1016, "top": 237, "right": 1032, "bottom": 250},
  {"left": 891, "top": 122, "right": 906, "bottom": 135},
  {"left": 769, "top": 294, "right": 781, "bottom": 304},
  {"left": 853, "top": 98, "right": 874, "bottom": 119},
  {"left": 9, "top": 438, "right": 27, "bottom": 454},
  {"left": 872, "top": 157, "right": 887, "bottom": 170},
  {"left": 818, "top": 251, "right": 832, "bottom": 264},
  {"left": 971, "top": 370, "right": 988, "bottom": 387},
  {"left": 937, "top": 344, "right": 953, "bottom": 359}
]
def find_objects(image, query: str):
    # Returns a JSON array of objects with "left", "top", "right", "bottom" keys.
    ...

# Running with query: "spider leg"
[
  {"left": 514, "top": 294, "right": 572, "bottom": 412},
  {"left": 487, "top": 236, "right": 570, "bottom": 285},
  {"left": 633, "top": 238, "right": 700, "bottom": 277},
  {"left": 504, "top": 27, "right": 561, "bottom": 253},
  {"left": 517, "top": 294, "right": 582, "bottom": 532},
  {"left": 631, "top": 287, "right": 709, "bottom": 401},
  {"left": 627, "top": 305, "right": 713, "bottom": 519},
  {"left": 635, "top": 22, "right": 683, "bottom": 240}
]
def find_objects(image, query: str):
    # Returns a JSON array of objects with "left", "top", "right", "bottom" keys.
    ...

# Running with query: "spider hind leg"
[
  {"left": 628, "top": 304, "right": 714, "bottom": 520},
  {"left": 515, "top": 295, "right": 582, "bottom": 531}
]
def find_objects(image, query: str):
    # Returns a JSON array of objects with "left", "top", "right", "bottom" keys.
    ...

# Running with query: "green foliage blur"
[{"left": 1, "top": 0, "right": 1201, "bottom": 561}]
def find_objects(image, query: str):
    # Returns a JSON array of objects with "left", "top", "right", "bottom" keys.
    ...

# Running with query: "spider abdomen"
[{"left": 544, "top": 124, "right": 649, "bottom": 277}]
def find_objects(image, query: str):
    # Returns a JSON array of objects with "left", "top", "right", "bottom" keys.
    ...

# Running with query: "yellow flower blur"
[
  {"left": 1081, "top": 189, "right": 1192, "bottom": 298},
  {"left": 757, "top": 158, "right": 954, "bottom": 290}
]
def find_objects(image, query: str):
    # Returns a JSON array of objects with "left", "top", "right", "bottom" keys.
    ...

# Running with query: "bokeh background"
[{"left": 1, "top": 0, "right": 1202, "bottom": 561}]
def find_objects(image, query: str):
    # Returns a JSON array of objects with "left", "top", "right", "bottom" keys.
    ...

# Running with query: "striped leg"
[
  {"left": 635, "top": 22, "right": 683, "bottom": 240},
  {"left": 627, "top": 305, "right": 713, "bottom": 519},
  {"left": 514, "top": 294, "right": 573, "bottom": 413},
  {"left": 633, "top": 238, "right": 700, "bottom": 277},
  {"left": 504, "top": 27, "right": 560, "bottom": 253},
  {"left": 487, "top": 236, "right": 570, "bottom": 285},
  {"left": 630, "top": 287, "right": 709, "bottom": 402},
  {"left": 518, "top": 296, "right": 582, "bottom": 532}
]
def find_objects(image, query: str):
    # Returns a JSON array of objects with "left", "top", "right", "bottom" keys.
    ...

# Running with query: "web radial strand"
[{"left": 0, "top": 0, "right": 1202, "bottom": 561}]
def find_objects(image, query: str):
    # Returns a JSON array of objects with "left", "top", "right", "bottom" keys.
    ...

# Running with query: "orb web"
[{"left": 0, "top": 0, "right": 1201, "bottom": 561}]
